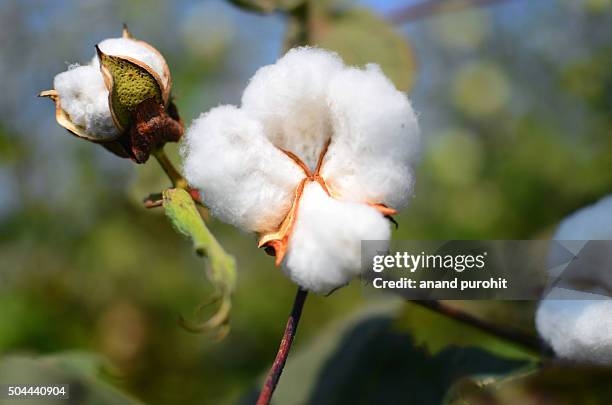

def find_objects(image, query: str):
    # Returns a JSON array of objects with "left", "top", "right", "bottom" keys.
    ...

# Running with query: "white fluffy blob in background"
[
  {"left": 53, "top": 37, "right": 167, "bottom": 139},
  {"left": 536, "top": 195, "right": 612, "bottom": 364}
]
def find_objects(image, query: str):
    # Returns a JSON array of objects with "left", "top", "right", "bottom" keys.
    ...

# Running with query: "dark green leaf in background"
[
  {"left": 307, "top": 317, "right": 529, "bottom": 405},
  {"left": 446, "top": 366, "right": 612, "bottom": 405},
  {"left": 0, "top": 352, "right": 141, "bottom": 405}
]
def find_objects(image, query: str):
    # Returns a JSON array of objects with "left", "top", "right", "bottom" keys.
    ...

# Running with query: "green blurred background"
[{"left": 1, "top": 0, "right": 612, "bottom": 404}]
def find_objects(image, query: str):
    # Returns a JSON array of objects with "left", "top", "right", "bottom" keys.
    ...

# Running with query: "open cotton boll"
[
  {"left": 536, "top": 195, "right": 612, "bottom": 364},
  {"left": 53, "top": 64, "right": 118, "bottom": 139},
  {"left": 95, "top": 37, "right": 169, "bottom": 88},
  {"left": 283, "top": 182, "right": 390, "bottom": 294},
  {"left": 322, "top": 64, "right": 420, "bottom": 209},
  {"left": 536, "top": 294, "right": 612, "bottom": 364},
  {"left": 182, "top": 105, "right": 304, "bottom": 233},
  {"left": 241, "top": 47, "right": 344, "bottom": 172},
  {"left": 182, "top": 46, "right": 419, "bottom": 294},
  {"left": 555, "top": 195, "right": 612, "bottom": 243}
]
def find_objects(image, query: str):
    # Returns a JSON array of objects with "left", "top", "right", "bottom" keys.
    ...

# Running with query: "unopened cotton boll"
[
  {"left": 284, "top": 182, "right": 390, "bottom": 294},
  {"left": 49, "top": 31, "right": 172, "bottom": 143},
  {"left": 182, "top": 47, "right": 420, "bottom": 294},
  {"left": 44, "top": 28, "right": 181, "bottom": 164},
  {"left": 53, "top": 65, "right": 118, "bottom": 138},
  {"left": 536, "top": 195, "right": 612, "bottom": 364}
]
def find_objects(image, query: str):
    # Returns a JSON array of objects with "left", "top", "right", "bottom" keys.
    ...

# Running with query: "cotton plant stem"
[
  {"left": 388, "top": 0, "right": 516, "bottom": 24},
  {"left": 257, "top": 288, "right": 308, "bottom": 405},
  {"left": 152, "top": 147, "right": 188, "bottom": 189},
  {"left": 411, "top": 300, "right": 547, "bottom": 354}
]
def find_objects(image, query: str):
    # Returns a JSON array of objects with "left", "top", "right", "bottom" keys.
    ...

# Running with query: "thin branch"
[
  {"left": 152, "top": 147, "right": 188, "bottom": 189},
  {"left": 411, "top": 300, "right": 549, "bottom": 354},
  {"left": 388, "top": 0, "right": 516, "bottom": 25},
  {"left": 257, "top": 288, "right": 308, "bottom": 405}
]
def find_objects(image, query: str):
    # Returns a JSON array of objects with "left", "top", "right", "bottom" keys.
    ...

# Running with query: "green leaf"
[
  {"left": 97, "top": 46, "right": 163, "bottom": 132},
  {"left": 314, "top": 8, "right": 417, "bottom": 92},
  {"left": 396, "top": 302, "right": 540, "bottom": 361},
  {"left": 446, "top": 366, "right": 612, "bottom": 405},
  {"left": 162, "top": 188, "right": 236, "bottom": 336},
  {"left": 228, "top": 0, "right": 304, "bottom": 13},
  {"left": 271, "top": 301, "right": 402, "bottom": 404}
]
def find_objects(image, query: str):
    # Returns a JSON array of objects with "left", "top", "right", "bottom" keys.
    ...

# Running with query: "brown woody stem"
[
  {"left": 411, "top": 300, "right": 546, "bottom": 354},
  {"left": 257, "top": 288, "right": 308, "bottom": 405},
  {"left": 152, "top": 147, "right": 188, "bottom": 189},
  {"left": 388, "top": 0, "right": 515, "bottom": 24}
]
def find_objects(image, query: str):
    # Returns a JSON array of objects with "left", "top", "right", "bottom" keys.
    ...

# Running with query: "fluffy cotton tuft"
[
  {"left": 183, "top": 47, "right": 419, "bottom": 293},
  {"left": 53, "top": 65, "right": 118, "bottom": 139},
  {"left": 322, "top": 64, "right": 420, "bottom": 209},
  {"left": 283, "top": 182, "right": 390, "bottom": 294},
  {"left": 242, "top": 47, "right": 344, "bottom": 172},
  {"left": 536, "top": 195, "right": 612, "bottom": 364},
  {"left": 54, "top": 36, "right": 168, "bottom": 139},
  {"left": 182, "top": 105, "right": 304, "bottom": 233}
]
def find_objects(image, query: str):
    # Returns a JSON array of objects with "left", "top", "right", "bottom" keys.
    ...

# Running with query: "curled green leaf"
[{"left": 162, "top": 188, "right": 236, "bottom": 337}]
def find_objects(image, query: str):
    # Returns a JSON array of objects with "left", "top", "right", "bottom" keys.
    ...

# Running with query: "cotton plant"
[
  {"left": 536, "top": 195, "right": 612, "bottom": 364},
  {"left": 182, "top": 47, "right": 420, "bottom": 295},
  {"left": 41, "top": 26, "right": 421, "bottom": 405}
]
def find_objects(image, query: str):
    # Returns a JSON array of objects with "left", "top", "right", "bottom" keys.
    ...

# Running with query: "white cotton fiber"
[
  {"left": 283, "top": 182, "right": 390, "bottom": 294},
  {"left": 321, "top": 64, "right": 420, "bottom": 210},
  {"left": 536, "top": 294, "right": 612, "bottom": 364},
  {"left": 241, "top": 47, "right": 344, "bottom": 172},
  {"left": 184, "top": 47, "right": 419, "bottom": 294},
  {"left": 53, "top": 64, "right": 118, "bottom": 139},
  {"left": 182, "top": 105, "right": 304, "bottom": 233},
  {"left": 95, "top": 37, "right": 169, "bottom": 89},
  {"left": 555, "top": 195, "right": 612, "bottom": 242},
  {"left": 536, "top": 195, "right": 612, "bottom": 364}
]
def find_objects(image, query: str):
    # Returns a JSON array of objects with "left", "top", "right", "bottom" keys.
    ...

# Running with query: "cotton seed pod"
[
  {"left": 536, "top": 195, "right": 612, "bottom": 364},
  {"left": 182, "top": 47, "right": 420, "bottom": 294},
  {"left": 40, "top": 25, "right": 182, "bottom": 163}
]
